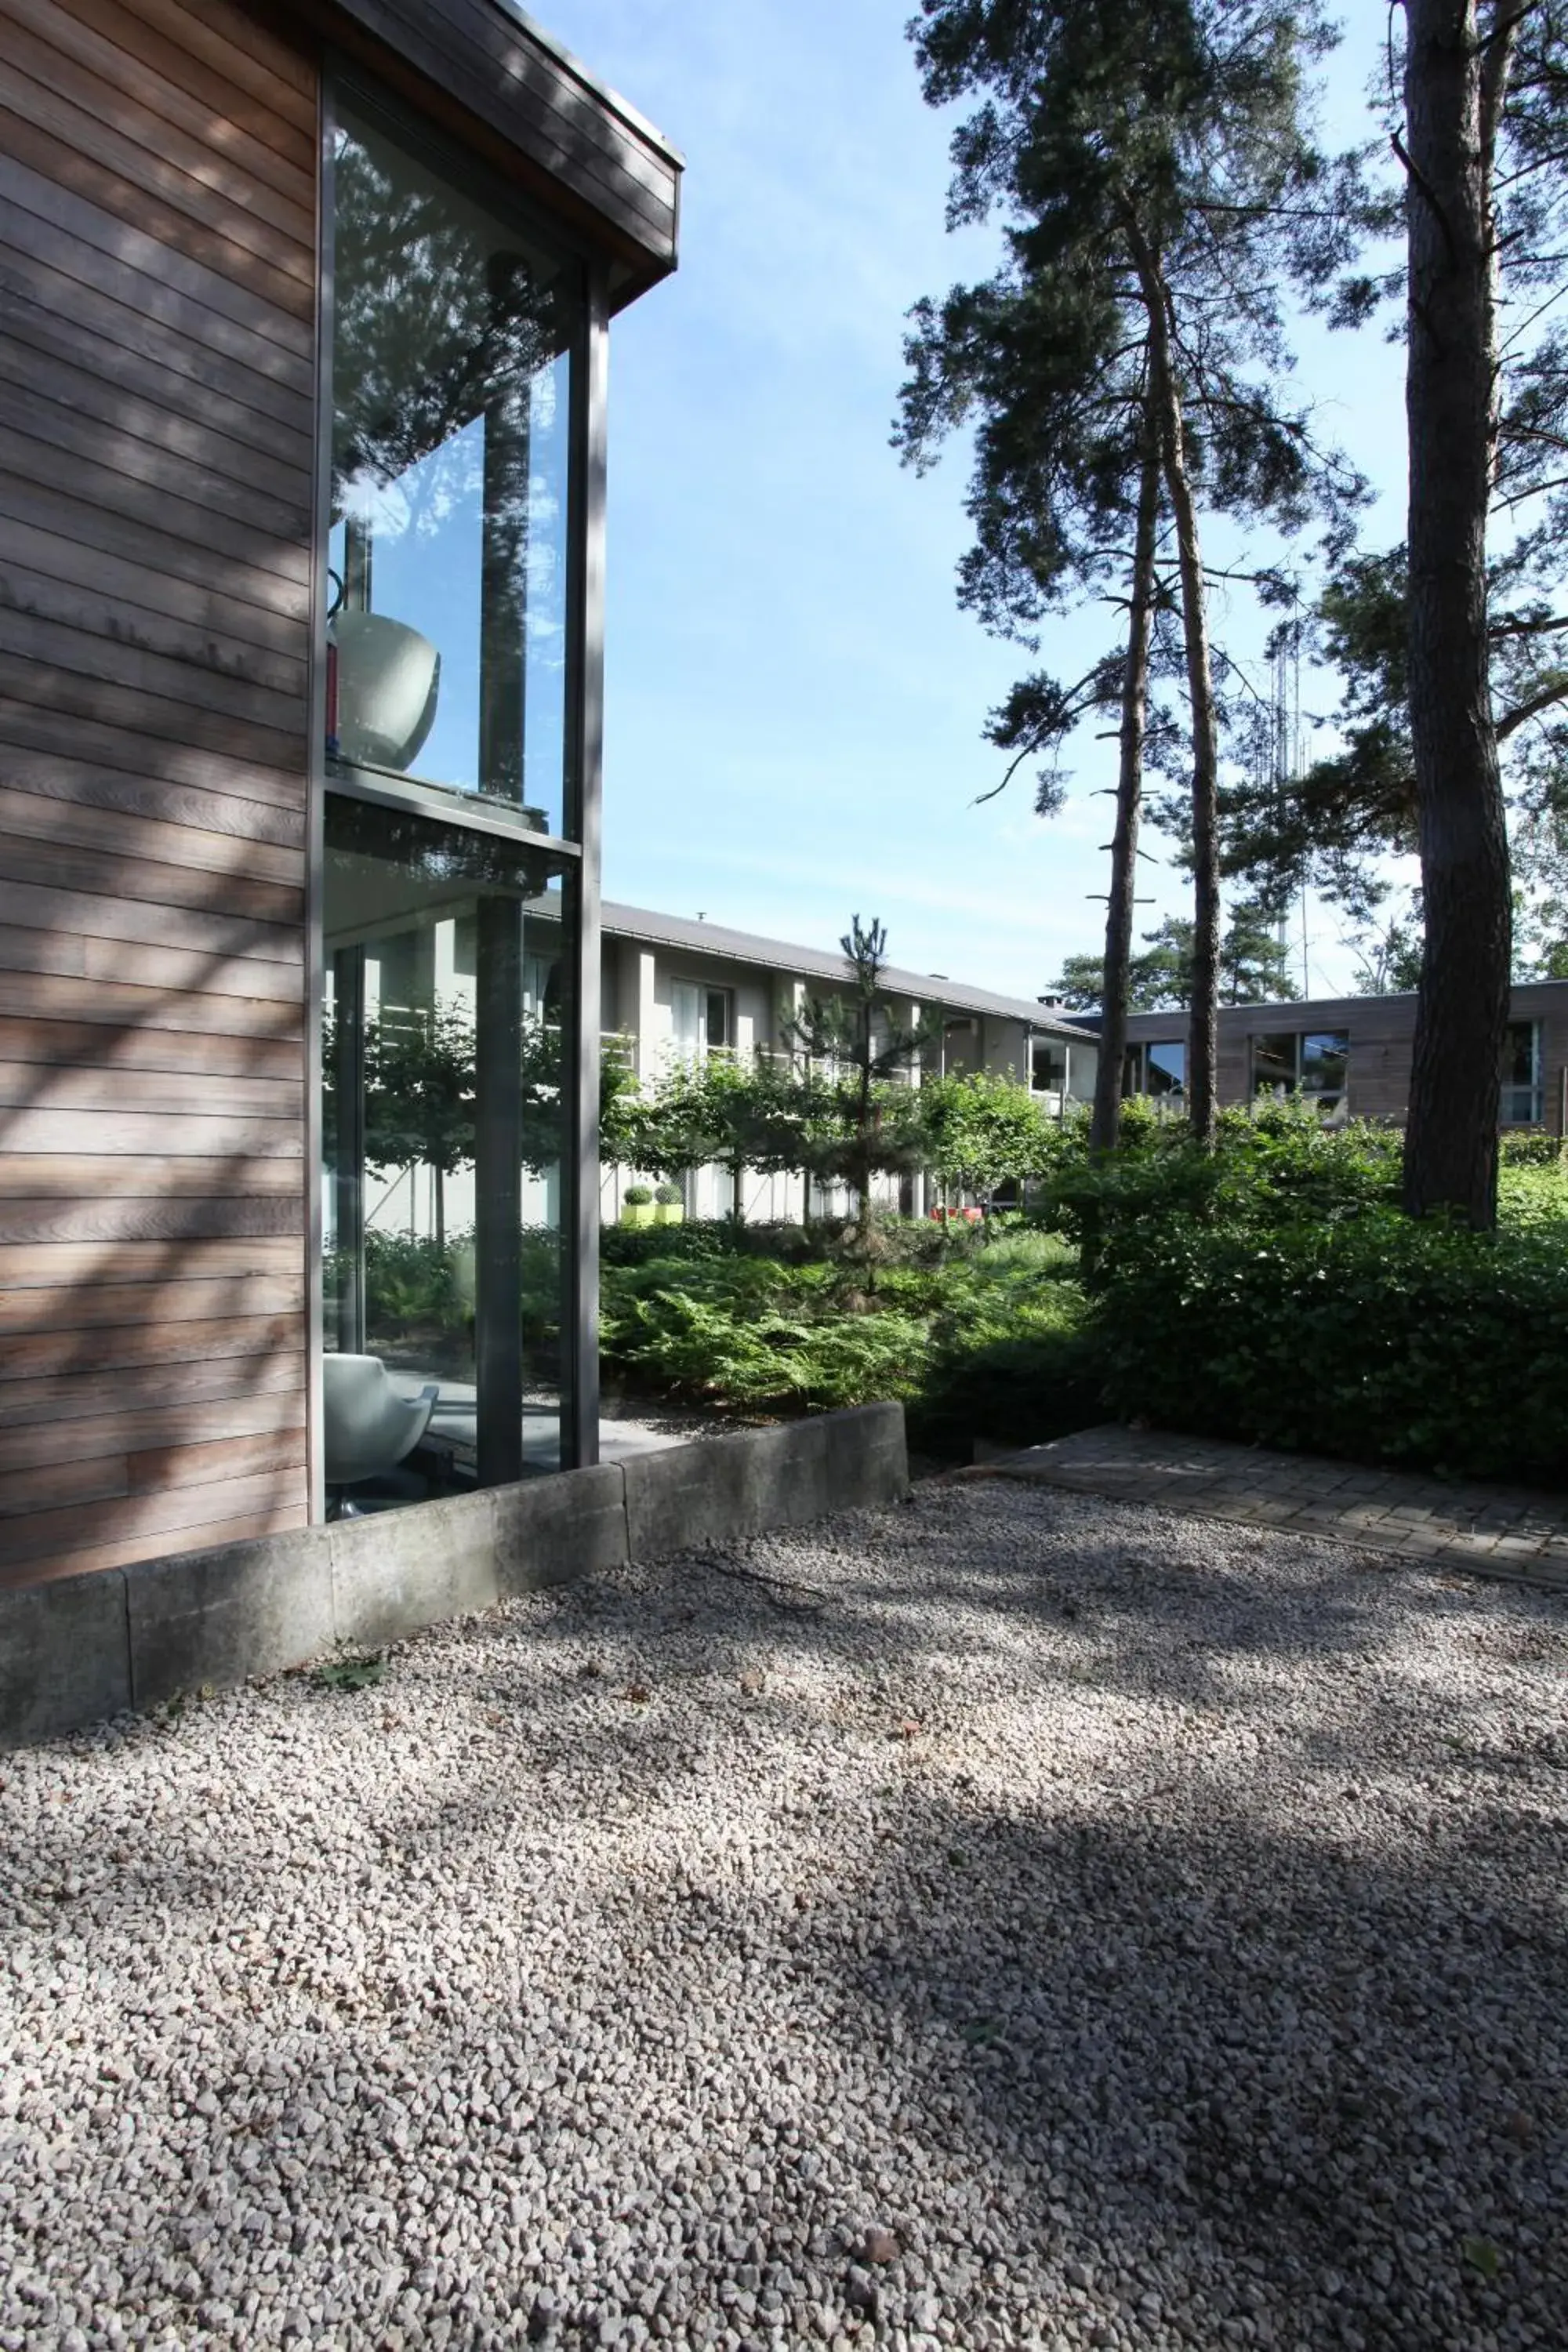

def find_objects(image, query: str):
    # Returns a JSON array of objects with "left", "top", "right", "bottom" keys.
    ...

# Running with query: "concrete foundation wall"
[{"left": 0, "top": 1405, "right": 910, "bottom": 1746}]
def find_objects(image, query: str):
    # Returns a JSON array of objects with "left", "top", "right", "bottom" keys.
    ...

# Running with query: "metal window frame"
[
  {"left": 1250, "top": 1028, "right": 1350, "bottom": 1110},
  {"left": 1501, "top": 1016, "right": 1544, "bottom": 1127},
  {"left": 308, "top": 59, "right": 611, "bottom": 1513}
]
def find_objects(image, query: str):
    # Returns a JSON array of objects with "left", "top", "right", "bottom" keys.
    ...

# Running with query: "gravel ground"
[{"left": 2, "top": 1479, "right": 1566, "bottom": 2352}]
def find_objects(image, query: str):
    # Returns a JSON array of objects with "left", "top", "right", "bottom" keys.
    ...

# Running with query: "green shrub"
[
  {"left": 1499, "top": 1131, "right": 1563, "bottom": 1168},
  {"left": 598, "top": 1236, "right": 1098, "bottom": 1446},
  {"left": 622, "top": 1184, "right": 654, "bottom": 1207},
  {"left": 1094, "top": 1207, "right": 1568, "bottom": 1483},
  {"left": 358, "top": 1230, "right": 470, "bottom": 1333},
  {"left": 600, "top": 1254, "right": 930, "bottom": 1410},
  {"left": 1040, "top": 1098, "right": 1405, "bottom": 1264},
  {"left": 1499, "top": 1163, "right": 1568, "bottom": 1231}
]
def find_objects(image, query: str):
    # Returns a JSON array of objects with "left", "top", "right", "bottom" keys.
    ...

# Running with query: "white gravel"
[{"left": 2, "top": 1479, "right": 1566, "bottom": 2352}]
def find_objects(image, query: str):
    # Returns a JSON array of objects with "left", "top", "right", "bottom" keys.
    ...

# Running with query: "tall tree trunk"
[
  {"left": 1128, "top": 223, "right": 1221, "bottom": 1145},
  {"left": 1091, "top": 401, "right": 1161, "bottom": 1156},
  {"left": 1401, "top": 0, "right": 1518, "bottom": 1229}
]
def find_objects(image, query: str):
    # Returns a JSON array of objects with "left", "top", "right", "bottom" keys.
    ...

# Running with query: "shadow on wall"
[{"left": 0, "top": 791, "right": 310, "bottom": 1586}]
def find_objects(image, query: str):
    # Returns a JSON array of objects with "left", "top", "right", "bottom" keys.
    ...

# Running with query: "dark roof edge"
[
  {"left": 488, "top": 0, "right": 686, "bottom": 167},
  {"left": 600, "top": 900, "right": 1098, "bottom": 1041},
  {"left": 1112, "top": 977, "right": 1568, "bottom": 1025}
]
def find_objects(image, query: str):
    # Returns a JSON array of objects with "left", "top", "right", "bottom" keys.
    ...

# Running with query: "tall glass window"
[
  {"left": 323, "top": 798, "right": 573, "bottom": 1498},
  {"left": 1501, "top": 1020, "right": 1543, "bottom": 1125},
  {"left": 321, "top": 84, "right": 590, "bottom": 1513},
  {"left": 328, "top": 96, "right": 579, "bottom": 837}
]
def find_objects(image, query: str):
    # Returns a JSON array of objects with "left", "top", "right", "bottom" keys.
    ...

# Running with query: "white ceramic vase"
[{"left": 330, "top": 610, "right": 441, "bottom": 771}]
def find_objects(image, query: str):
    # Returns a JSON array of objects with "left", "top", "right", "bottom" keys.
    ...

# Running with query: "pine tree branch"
[{"left": 1497, "top": 670, "right": 1568, "bottom": 736}]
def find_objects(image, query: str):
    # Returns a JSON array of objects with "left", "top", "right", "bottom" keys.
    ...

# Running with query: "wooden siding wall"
[
  {"left": 1123, "top": 984, "right": 1568, "bottom": 1130},
  {"left": 0, "top": 0, "right": 315, "bottom": 1585}
]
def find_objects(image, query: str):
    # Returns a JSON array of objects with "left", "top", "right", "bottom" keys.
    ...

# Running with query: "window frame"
[
  {"left": 1501, "top": 1018, "right": 1544, "bottom": 1127},
  {"left": 1250, "top": 1029, "right": 1351, "bottom": 1117},
  {"left": 310, "top": 60, "right": 612, "bottom": 1515},
  {"left": 1120, "top": 1039, "right": 1185, "bottom": 1101},
  {"left": 671, "top": 977, "right": 734, "bottom": 1059}
]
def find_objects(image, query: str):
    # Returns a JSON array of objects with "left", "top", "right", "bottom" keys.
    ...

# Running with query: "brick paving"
[{"left": 983, "top": 1424, "right": 1568, "bottom": 1594}]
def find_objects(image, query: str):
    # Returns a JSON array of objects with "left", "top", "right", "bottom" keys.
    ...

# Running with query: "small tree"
[
  {"left": 619, "top": 1050, "right": 811, "bottom": 1221},
  {"left": 360, "top": 1004, "right": 475, "bottom": 1251},
  {"left": 779, "top": 916, "right": 943, "bottom": 1254},
  {"left": 919, "top": 1070, "right": 1055, "bottom": 1209}
]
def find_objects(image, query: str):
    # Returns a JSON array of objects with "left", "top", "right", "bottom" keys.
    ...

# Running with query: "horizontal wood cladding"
[
  {"left": 4, "top": 1499, "right": 310, "bottom": 1591},
  {"left": 1124, "top": 984, "right": 1568, "bottom": 1128},
  {"left": 0, "top": 1389, "right": 305, "bottom": 1478},
  {"left": 0, "top": 699, "right": 308, "bottom": 827},
  {"left": 303, "top": 0, "right": 681, "bottom": 299},
  {"left": 0, "top": 0, "right": 315, "bottom": 1585},
  {"left": 0, "top": 1262, "right": 305, "bottom": 1330},
  {"left": 0, "top": 1198, "right": 303, "bottom": 1246},
  {"left": 0, "top": 1016, "right": 302, "bottom": 1080},
  {"left": 0, "top": 1309, "right": 301, "bottom": 1390},
  {"left": 0, "top": 1472, "right": 307, "bottom": 1587}
]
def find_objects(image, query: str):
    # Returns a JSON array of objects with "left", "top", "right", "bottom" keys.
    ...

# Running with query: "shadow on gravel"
[
  {"left": 788, "top": 1792, "right": 1567, "bottom": 2344},
  {"left": 5, "top": 1485, "right": 1566, "bottom": 2347}
]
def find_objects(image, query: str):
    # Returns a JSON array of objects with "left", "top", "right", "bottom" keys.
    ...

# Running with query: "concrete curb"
[{"left": 0, "top": 1403, "right": 909, "bottom": 1744}]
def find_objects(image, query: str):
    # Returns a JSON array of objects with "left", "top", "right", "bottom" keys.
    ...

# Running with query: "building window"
[
  {"left": 1031, "top": 1038, "right": 1067, "bottom": 1095},
  {"left": 672, "top": 980, "right": 733, "bottom": 1059},
  {"left": 321, "top": 77, "right": 593, "bottom": 1508},
  {"left": 1501, "top": 1020, "right": 1543, "bottom": 1125},
  {"left": 323, "top": 795, "right": 575, "bottom": 1490},
  {"left": 1253, "top": 1029, "right": 1349, "bottom": 1119},
  {"left": 327, "top": 92, "right": 580, "bottom": 837},
  {"left": 706, "top": 987, "right": 734, "bottom": 1052},
  {"left": 1122, "top": 1040, "right": 1185, "bottom": 1099}
]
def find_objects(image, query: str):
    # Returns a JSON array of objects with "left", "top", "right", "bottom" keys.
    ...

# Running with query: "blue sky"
[{"left": 541, "top": 1, "right": 1408, "bottom": 1001}]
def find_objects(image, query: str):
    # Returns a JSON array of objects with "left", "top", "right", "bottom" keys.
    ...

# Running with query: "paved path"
[{"left": 982, "top": 1425, "right": 1568, "bottom": 1593}]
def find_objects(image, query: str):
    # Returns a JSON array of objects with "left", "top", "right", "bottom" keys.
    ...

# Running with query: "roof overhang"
[{"left": 281, "top": 0, "right": 682, "bottom": 308}]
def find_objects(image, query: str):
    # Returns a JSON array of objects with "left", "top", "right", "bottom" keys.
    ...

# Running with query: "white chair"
[{"left": 323, "top": 1354, "right": 439, "bottom": 1512}]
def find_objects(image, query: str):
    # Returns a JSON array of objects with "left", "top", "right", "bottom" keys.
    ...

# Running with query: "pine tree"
[
  {"left": 900, "top": 0, "right": 1362, "bottom": 1146},
  {"left": 1225, "top": 5, "right": 1568, "bottom": 1221},
  {"left": 1050, "top": 898, "right": 1301, "bottom": 1012},
  {"left": 778, "top": 918, "right": 942, "bottom": 1255}
]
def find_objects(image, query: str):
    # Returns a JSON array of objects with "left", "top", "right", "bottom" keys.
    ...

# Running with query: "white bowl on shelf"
[{"left": 330, "top": 611, "right": 441, "bottom": 771}]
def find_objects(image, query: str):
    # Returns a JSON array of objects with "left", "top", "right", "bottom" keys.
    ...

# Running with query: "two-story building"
[{"left": 597, "top": 902, "right": 1100, "bottom": 1220}]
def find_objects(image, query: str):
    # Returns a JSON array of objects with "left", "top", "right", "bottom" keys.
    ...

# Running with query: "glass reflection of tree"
[
  {"left": 332, "top": 118, "right": 572, "bottom": 805},
  {"left": 323, "top": 1001, "right": 564, "bottom": 1253}
]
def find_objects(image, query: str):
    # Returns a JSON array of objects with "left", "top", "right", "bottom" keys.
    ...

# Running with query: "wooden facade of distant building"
[{"left": 1120, "top": 983, "right": 1568, "bottom": 1131}]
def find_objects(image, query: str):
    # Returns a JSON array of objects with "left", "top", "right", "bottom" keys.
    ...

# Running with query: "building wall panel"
[
  {"left": 0, "top": 0, "right": 314, "bottom": 1588},
  {"left": 1124, "top": 983, "right": 1568, "bottom": 1131}
]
